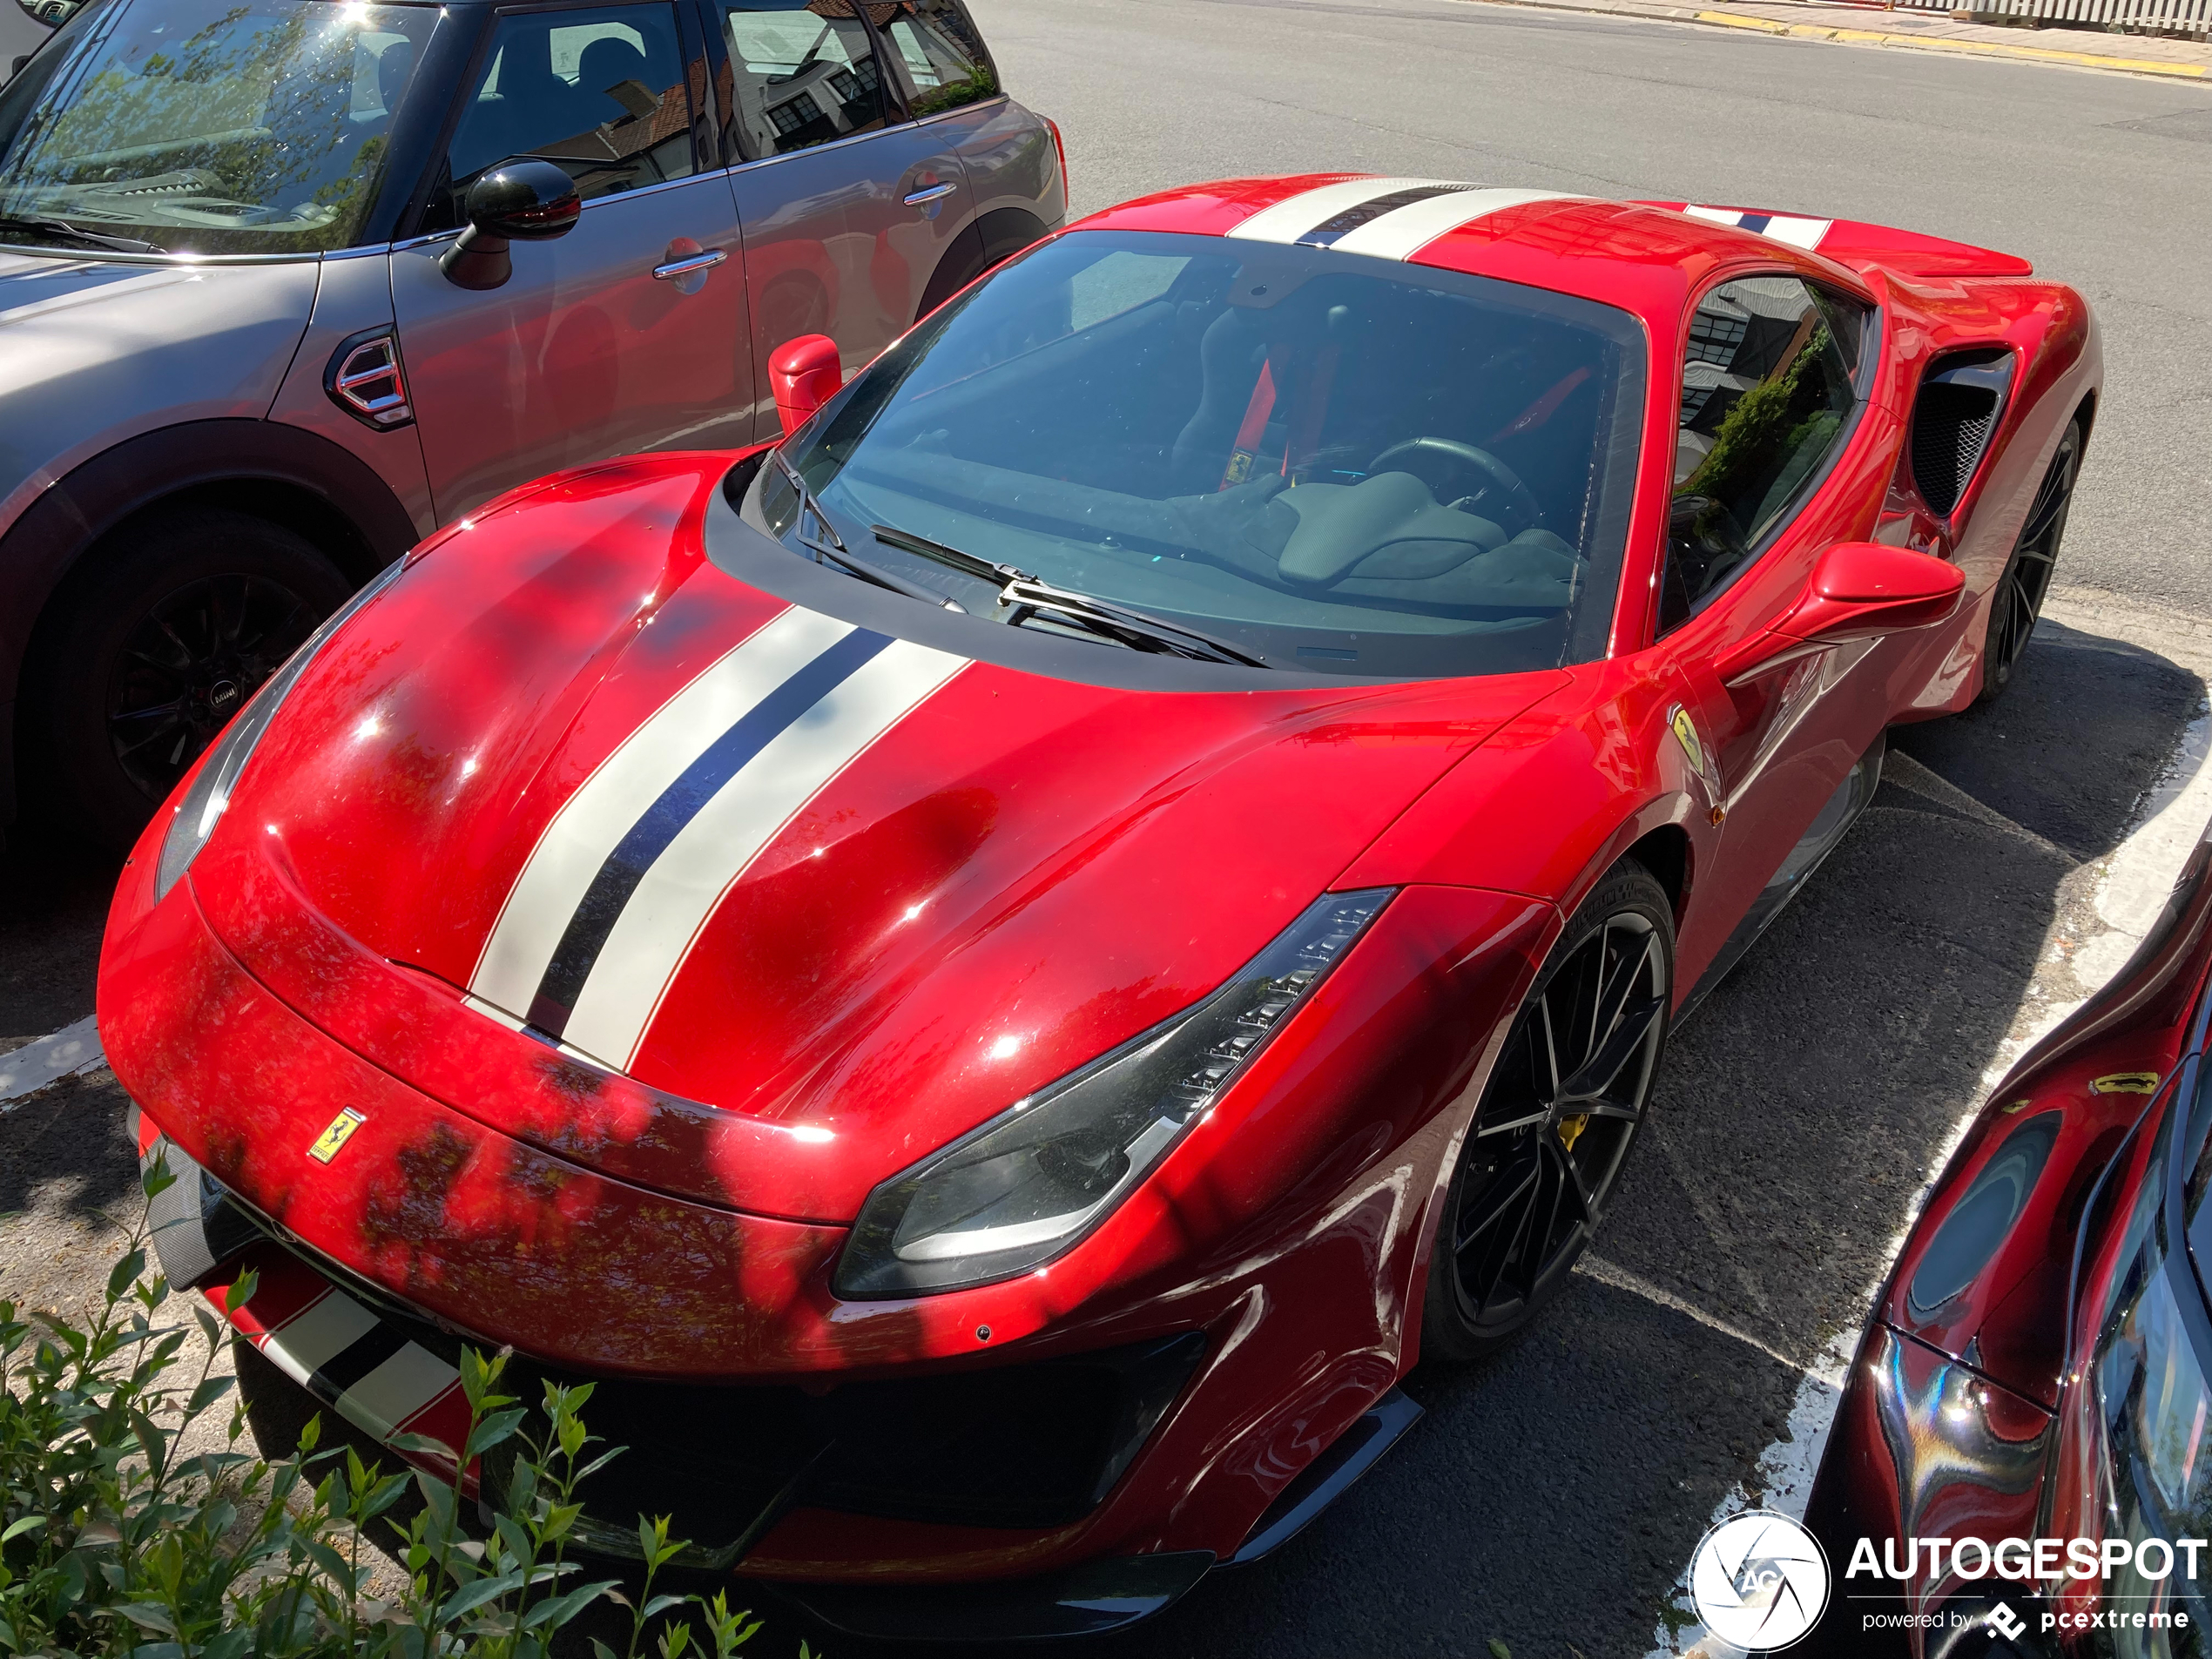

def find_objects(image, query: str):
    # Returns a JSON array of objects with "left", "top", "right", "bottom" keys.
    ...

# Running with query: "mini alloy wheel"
[
  {"left": 106, "top": 571, "right": 323, "bottom": 801},
  {"left": 28, "top": 506, "right": 350, "bottom": 846}
]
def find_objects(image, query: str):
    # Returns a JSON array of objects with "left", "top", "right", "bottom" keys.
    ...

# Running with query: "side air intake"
[{"left": 1910, "top": 350, "right": 2013, "bottom": 518}]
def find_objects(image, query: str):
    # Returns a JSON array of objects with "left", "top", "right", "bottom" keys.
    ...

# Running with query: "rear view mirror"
[
  {"left": 439, "top": 159, "right": 581, "bottom": 291},
  {"left": 1716, "top": 542, "right": 1964, "bottom": 683},
  {"left": 17, "top": 0, "right": 84, "bottom": 26},
  {"left": 770, "top": 334, "right": 844, "bottom": 435}
]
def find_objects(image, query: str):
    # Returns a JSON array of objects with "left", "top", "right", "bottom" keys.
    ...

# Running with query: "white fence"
[{"left": 1888, "top": 0, "right": 2209, "bottom": 30}]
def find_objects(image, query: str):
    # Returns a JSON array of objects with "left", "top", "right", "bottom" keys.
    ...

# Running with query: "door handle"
[
  {"left": 902, "top": 182, "right": 956, "bottom": 206},
  {"left": 652, "top": 247, "right": 728, "bottom": 283}
]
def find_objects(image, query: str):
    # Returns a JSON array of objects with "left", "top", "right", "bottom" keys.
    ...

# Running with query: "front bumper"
[
  {"left": 139, "top": 1128, "right": 1425, "bottom": 1639},
  {"left": 104, "top": 821, "right": 1534, "bottom": 1608}
]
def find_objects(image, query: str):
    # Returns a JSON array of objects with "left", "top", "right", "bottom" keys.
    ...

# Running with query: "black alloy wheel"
[
  {"left": 1423, "top": 861, "right": 1674, "bottom": 1361},
  {"left": 106, "top": 571, "right": 321, "bottom": 801},
  {"left": 27, "top": 507, "right": 352, "bottom": 848},
  {"left": 1979, "top": 420, "right": 2080, "bottom": 704}
]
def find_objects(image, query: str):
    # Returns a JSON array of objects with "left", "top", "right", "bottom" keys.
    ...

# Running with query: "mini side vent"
[{"left": 1910, "top": 350, "right": 2013, "bottom": 518}]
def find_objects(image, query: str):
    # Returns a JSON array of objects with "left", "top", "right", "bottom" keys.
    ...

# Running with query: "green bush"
[{"left": 0, "top": 1156, "right": 813, "bottom": 1659}]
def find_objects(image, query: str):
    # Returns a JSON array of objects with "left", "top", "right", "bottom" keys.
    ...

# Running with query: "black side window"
[
  {"left": 1659, "top": 276, "right": 1866, "bottom": 632},
  {"left": 718, "top": 0, "right": 891, "bottom": 160},
  {"left": 441, "top": 3, "right": 695, "bottom": 220},
  {"left": 876, "top": 0, "right": 996, "bottom": 116}
]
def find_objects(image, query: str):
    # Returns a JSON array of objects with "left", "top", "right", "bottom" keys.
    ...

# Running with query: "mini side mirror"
[
  {"left": 770, "top": 333, "right": 844, "bottom": 435},
  {"left": 1716, "top": 542, "right": 1964, "bottom": 683},
  {"left": 439, "top": 159, "right": 581, "bottom": 291}
]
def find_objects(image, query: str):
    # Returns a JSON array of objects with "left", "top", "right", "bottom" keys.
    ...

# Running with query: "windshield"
[
  {"left": 767, "top": 229, "right": 1646, "bottom": 679},
  {"left": 0, "top": 0, "right": 437, "bottom": 255}
]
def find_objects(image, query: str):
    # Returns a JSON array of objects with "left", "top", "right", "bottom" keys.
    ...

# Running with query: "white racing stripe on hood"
[
  {"left": 1226, "top": 177, "right": 1473, "bottom": 245},
  {"left": 563, "top": 637, "right": 968, "bottom": 1071},
  {"left": 1229, "top": 178, "right": 1583, "bottom": 260},
  {"left": 469, "top": 604, "right": 841, "bottom": 1018},
  {"left": 1327, "top": 186, "right": 1583, "bottom": 260}
]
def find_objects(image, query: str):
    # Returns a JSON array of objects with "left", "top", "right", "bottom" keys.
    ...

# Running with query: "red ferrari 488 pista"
[{"left": 101, "top": 174, "right": 2099, "bottom": 1638}]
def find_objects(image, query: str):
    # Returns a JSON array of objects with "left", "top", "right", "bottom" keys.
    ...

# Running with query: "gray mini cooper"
[{"left": 0, "top": 0, "right": 1062, "bottom": 845}]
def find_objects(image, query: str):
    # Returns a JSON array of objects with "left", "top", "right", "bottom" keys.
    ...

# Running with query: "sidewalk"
[{"left": 1453, "top": 0, "right": 2212, "bottom": 78}]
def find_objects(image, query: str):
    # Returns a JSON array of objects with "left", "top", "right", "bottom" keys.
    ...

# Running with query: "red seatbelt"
[{"left": 1218, "top": 359, "right": 1278, "bottom": 489}]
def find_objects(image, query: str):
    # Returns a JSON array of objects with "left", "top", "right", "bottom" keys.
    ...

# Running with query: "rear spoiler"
[{"left": 1637, "top": 201, "right": 2033, "bottom": 280}]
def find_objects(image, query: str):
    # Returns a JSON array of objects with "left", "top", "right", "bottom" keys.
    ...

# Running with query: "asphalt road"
[
  {"left": 4, "top": 6, "right": 2210, "bottom": 1656},
  {"left": 980, "top": 0, "right": 2212, "bottom": 618}
]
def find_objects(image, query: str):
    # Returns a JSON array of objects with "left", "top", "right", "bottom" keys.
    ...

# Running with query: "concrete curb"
[
  {"left": 1449, "top": 0, "right": 2211, "bottom": 79},
  {"left": 1694, "top": 6, "right": 2209, "bottom": 77}
]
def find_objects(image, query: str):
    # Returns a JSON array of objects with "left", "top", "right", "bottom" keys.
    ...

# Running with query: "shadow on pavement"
[{"left": 0, "top": 819, "right": 123, "bottom": 1049}]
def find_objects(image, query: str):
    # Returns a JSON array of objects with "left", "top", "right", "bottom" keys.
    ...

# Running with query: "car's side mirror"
[
  {"left": 770, "top": 334, "right": 844, "bottom": 435},
  {"left": 439, "top": 159, "right": 582, "bottom": 291},
  {"left": 1716, "top": 542, "right": 1964, "bottom": 683}
]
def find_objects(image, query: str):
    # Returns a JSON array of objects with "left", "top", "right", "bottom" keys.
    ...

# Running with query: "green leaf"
[
  {"left": 1488, "top": 1642, "right": 1513, "bottom": 1659},
  {"left": 389, "top": 1431, "right": 458, "bottom": 1461},
  {"left": 437, "top": 1566, "right": 528, "bottom": 1620},
  {"left": 141, "top": 1151, "right": 179, "bottom": 1199},
  {"left": 463, "top": 1405, "right": 529, "bottom": 1463},
  {"left": 522, "top": 1578, "right": 621, "bottom": 1631},
  {"left": 224, "top": 1264, "right": 259, "bottom": 1313},
  {"left": 116, "top": 1602, "right": 180, "bottom": 1635},
  {"left": 107, "top": 1248, "right": 148, "bottom": 1299},
  {"left": 0, "top": 1515, "right": 45, "bottom": 1542}
]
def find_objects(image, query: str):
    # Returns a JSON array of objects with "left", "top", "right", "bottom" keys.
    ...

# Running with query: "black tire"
[
  {"left": 26, "top": 508, "right": 351, "bottom": 848},
  {"left": 1421, "top": 860, "right": 1675, "bottom": 1363},
  {"left": 1977, "top": 420, "right": 2080, "bottom": 706}
]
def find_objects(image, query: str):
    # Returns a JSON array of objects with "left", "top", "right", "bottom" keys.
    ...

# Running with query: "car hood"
[
  {"left": 0, "top": 251, "right": 318, "bottom": 517},
  {"left": 185, "top": 453, "right": 1566, "bottom": 1221}
]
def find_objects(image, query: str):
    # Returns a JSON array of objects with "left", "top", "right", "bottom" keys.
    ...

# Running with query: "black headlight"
[{"left": 833, "top": 888, "right": 1395, "bottom": 1298}]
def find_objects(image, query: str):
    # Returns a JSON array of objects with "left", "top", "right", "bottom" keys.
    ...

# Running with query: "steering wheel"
[{"left": 1367, "top": 437, "right": 1542, "bottom": 533}]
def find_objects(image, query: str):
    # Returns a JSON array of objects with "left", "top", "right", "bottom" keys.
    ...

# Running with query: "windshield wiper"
[
  {"left": 0, "top": 215, "right": 161, "bottom": 253},
  {"left": 772, "top": 454, "right": 965, "bottom": 612},
  {"left": 874, "top": 522, "right": 1264, "bottom": 667},
  {"left": 999, "top": 576, "right": 1267, "bottom": 666}
]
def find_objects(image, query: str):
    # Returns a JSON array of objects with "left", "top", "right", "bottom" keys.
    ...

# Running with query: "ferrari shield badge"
[
  {"left": 308, "top": 1106, "right": 367, "bottom": 1163},
  {"left": 1667, "top": 704, "right": 1714, "bottom": 785}
]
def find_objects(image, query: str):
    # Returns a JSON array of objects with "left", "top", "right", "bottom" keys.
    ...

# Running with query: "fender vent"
[{"left": 1910, "top": 350, "right": 2013, "bottom": 517}]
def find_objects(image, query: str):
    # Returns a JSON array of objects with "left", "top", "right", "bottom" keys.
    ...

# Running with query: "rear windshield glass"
[
  {"left": 0, "top": 0, "right": 437, "bottom": 255},
  {"left": 772, "top": 229, "right": 1646, "bottom": 680}
]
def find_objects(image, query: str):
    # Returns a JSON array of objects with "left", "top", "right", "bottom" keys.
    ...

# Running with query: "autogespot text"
[
  {"left": 1846, "top": 1535, "right": 2207, "bottom": 1581},
  {"left": 1848, "top": 1536, "right": 2201, "bottom": 1635}
]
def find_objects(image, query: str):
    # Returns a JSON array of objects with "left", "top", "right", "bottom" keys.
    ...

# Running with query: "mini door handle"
[
  {"left": 902, "top": 182, "right": 956, "bottom": 206},
  {"left": 652, "top": 248, "right": 728, "bottom": 281}
]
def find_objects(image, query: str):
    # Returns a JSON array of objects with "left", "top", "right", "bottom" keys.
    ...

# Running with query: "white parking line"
[
  {"left": 1644, "top": 610, "right": 2212, "bottom": 1656},
  {"left": 0, "top": 1015, "right": 107, "bottom": 1111}
]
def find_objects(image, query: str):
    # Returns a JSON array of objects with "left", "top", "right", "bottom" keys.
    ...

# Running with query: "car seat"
[{"left": 577, "top": 36, "right": 657, "bottom": 125}]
